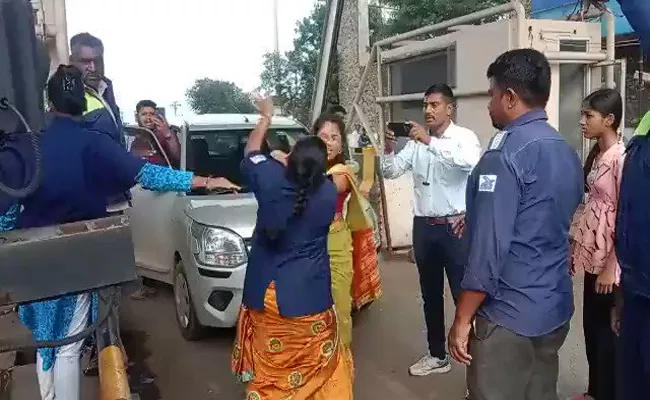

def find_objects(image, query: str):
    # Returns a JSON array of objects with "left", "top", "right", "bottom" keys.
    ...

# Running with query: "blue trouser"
[
  {"left": 412, "top": 216, "right": 467, "bottom": 359},
  {"left": 617, "top": 292, "right": 650, "bottom": 399}
]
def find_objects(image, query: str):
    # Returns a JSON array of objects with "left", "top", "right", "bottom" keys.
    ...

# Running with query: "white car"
[{"left": 125, "top": 114, "right": 306, "bottom": 340}]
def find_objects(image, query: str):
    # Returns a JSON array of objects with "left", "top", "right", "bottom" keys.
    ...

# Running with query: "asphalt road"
[{"left": 9, "top": 255, "right": 589, "bottom": 399}]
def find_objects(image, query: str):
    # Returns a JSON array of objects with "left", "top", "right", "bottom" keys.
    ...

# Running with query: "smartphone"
[{"left": 387, "top": 122, "right": 413, "bottom": 138}]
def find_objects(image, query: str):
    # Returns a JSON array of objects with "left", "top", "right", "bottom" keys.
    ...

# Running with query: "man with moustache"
[
  {"left": 382, "top": 83, "right": 481, "bottom": 376},
  {"left": 448, "top": 49, "right": 583, "bottom": 399}
]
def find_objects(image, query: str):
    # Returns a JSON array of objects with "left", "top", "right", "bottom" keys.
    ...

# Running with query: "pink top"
[{"left": 571, "top": 142, "right": 625, "bottom": 281}]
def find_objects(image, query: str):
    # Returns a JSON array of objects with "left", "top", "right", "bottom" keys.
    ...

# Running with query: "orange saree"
[
  {"left": 327, "top": 164, "right": 382, "bottom": 310},
  {"left": 231, "top": 283, "right": 353, "bottom": 400}
]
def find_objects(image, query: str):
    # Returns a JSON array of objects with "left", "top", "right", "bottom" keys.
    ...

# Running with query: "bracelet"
[{"left": 205, "top": 177, "right": 211, "bottom": 189}]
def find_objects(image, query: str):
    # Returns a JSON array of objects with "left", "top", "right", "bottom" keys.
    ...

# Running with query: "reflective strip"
[{"left": 84, "top": 92, "right": 104, "bottom": 115}]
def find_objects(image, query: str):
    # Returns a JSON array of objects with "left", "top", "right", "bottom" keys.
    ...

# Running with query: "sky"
[{"left": 66, "top": 0, "right": 316, "bottom": 123}]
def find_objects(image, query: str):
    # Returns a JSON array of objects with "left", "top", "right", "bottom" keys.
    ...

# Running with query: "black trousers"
[
  {"left": 412, "top": 216, "right": 466, "bottom": 359},
  {"left": 583, "top": 272, "right": 616, "bottom": 400},
  {"left": 468, "top": 316, "right": 570, "bottom": 400}
]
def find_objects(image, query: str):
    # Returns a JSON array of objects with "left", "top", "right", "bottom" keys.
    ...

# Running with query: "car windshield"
[{"left": 185, "top": 128, "right": 306, "bottom": 194}]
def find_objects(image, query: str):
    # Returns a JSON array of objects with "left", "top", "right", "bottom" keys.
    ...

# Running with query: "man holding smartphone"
[
  {"left": 131, "top": 100, "right": 181, "bottom": 169},
  {"left": 382, "top": 83, "right": 481, "bottom": 376}
]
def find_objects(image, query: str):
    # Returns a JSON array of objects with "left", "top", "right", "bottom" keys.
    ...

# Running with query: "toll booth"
[{"left": 345, "top": 1, "right": 626, "bottom": 253}]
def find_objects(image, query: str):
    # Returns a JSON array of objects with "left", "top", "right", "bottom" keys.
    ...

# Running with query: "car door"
[{"left": 125, "top": 126, "right": 179, "bottom": 280}]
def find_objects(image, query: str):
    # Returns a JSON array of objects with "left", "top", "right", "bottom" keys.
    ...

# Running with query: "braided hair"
[
  {"left": 46, "top": 65, "right": 86, "bottom": 116},
  {"left": 261, "top": 136, "right": 328, "bottom": 243},
  {"left": 286, "top": 136, "right": 328, "bottom": 217}
]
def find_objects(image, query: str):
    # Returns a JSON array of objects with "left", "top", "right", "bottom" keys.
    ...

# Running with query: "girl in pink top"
[{"left": 571, "top": 89, "right": 625, "bottom": 400}]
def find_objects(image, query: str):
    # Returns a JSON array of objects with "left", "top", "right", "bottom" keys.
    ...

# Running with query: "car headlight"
[{"left": 191, "top": 223, "right": 247, "bottom": 267}]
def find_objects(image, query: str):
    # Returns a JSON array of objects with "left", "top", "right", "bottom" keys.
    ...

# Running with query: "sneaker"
[{"left": 408, "top": 354, "right": 452, "bottom": 376}]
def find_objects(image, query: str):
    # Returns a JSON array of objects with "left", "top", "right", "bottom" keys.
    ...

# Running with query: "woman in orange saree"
[{"left": 232, "top": 97, "right": 353, "bottom": 399}]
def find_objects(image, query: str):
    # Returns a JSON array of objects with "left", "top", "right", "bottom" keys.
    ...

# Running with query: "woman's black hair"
[
  {"left": 311, "top": 114, "right": 348, "bottom": 167},
  {"left": 581, "top": 89, "right": 623, "bottom": 191},
  {"left": 286, "top": 136, "right": 329, "bottom": 217},
  {"left": 312, "top": 113, "right": 347, "bottom": 167},
  {"left": 47, "top": 65, "right": 86, "bottom": 116},
  {"left": 261, "top": 136, "right": 328, "bottom": 243},
  {"left": 582, "top": 88, "right": 623, "bottom": 131}
]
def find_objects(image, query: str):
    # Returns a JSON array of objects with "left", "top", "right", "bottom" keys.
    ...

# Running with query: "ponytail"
[
  {"left": 583, "top": 142, "right": 599, "bottom": 192},
  {"left": 260, "top": 136, "right": 328, "bottom": 244}
]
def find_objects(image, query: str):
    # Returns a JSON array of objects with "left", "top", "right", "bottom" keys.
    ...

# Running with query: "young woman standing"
[{"left": 571, "top": 88, "right": 625, "bottom": 400}]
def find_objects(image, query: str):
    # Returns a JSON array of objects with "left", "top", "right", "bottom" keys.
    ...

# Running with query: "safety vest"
[
  {"left": 634, "top": 110, "right": 650, "bottom": 136},
  {"left": 83, "top": 88, "right": 118, "bottom": 129}
]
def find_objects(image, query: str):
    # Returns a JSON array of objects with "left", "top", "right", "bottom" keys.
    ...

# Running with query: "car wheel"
[{"left": 173, "top": 260, "right": 206, "bottom": 341}]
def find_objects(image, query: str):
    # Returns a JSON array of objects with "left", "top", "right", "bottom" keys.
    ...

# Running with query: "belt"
[{"left": 420, "top": 213, "right": 464, "bottom": 225}]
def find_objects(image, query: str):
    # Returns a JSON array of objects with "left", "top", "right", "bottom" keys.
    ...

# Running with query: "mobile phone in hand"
[{"left": 387, "top": 122, "right": 413, "bottom": 138}]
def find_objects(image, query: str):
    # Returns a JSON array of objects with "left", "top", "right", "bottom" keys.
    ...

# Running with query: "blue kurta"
[{"left": 0, "top": 116, "right": 194, "bottom": 371}]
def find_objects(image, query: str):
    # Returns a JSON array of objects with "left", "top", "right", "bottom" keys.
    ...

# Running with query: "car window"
[
  {"left": 124, "top": 126, "right": 172, "bottom": 168},
  {"left": 186, "top": 128, "right": 305, "bottom": 192}
]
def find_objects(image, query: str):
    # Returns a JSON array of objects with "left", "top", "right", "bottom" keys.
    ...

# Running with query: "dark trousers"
[
  {"left": 617, "top": 293, "right": 650, "bottom": 400},
  {"left": 583, "top": 272, "right": 616, "bottom": 400},
  {"left": 412, "top": 216, "right": 466, "bottom": 358},
  {"left": 467, "top": 316, "right": 570, "bottom": 400}
]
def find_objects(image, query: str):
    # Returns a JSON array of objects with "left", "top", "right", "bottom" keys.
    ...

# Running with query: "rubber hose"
[
  {"left": 0, "top": 101, "right": 42, "bottom": 199},
  {"left": 0, "top": 293, "right": 114, "bottom": 353}
]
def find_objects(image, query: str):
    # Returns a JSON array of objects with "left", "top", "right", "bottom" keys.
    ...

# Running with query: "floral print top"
[{"left": 571, "top": 142, "right": 625, "bottom": 281}]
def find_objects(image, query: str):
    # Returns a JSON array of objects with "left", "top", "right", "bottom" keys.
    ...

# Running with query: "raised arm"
[
  {"left": 245, "top": 96, "right": 274, "bottom": 156},
  {"left": 381, "top": 140, "right": 416, "bottom": 179},
  {"left": 425, "top": 130, "right": 481, "bottom": 171}
]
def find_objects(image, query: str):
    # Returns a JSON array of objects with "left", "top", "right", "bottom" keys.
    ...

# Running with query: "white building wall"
[{"left": 32, "top": 0, "right": 68, "bottom": 75}]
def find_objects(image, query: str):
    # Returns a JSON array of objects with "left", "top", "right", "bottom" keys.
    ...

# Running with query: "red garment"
[
  {"left": 335, "top": 190, "right": 349, "bottom": 213},
  {"left": 130, "top": 125, "right": 180, "bottom": 168}
]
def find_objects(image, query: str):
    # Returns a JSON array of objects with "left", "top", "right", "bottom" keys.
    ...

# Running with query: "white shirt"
[{"left": 381, "top": 121, "right": 481, "bottom": 217}]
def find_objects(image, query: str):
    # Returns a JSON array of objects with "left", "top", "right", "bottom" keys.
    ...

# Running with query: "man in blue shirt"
[
  {"left": 613, "top": 129, "right": 650, "bottom": 399},
  {"left": 448, "top": 49, "right": 584, "bottom": 399}
]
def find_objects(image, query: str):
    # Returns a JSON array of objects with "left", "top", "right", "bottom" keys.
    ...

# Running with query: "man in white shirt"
[{"left": 382, "top": 83, "right": 481, "bottom": 376}]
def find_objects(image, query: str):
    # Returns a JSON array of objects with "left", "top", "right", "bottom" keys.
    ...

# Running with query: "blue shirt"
[
  {"left": 17, "top": 117, "right": 145, "bottom": 228},
  {"left": 241, "top": 151, "right": 337, "bottom": 317},
  {"left": 461, "top": 110, "right": 584, "bottom": 337},
  {"left": 616, "top": 135, "right": 650, "bottom": 300}
]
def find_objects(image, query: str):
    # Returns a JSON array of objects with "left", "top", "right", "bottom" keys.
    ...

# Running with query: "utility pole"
[
  {"left": 273, "top": 0, "right": 280, "bottom": 54},
  {"left": 273, "top": 0, "right": 282, "bottom": 108},
  {"left": 170, "top": 101, "right": 181, "bottom": 116}
]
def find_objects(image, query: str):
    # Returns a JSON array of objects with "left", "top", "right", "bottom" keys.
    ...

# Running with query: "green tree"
[
  {"left": 375, "top": 0, "right": 510, "bottom": 36},
  {"left": 185, "top": 78, "right": 256, "bottom": 114},
  {"left": 260, "top": 0, "right": 521, "bottom": 124},
  {"left": 260, "top": 2, "right": 333, "bottom": 125}
]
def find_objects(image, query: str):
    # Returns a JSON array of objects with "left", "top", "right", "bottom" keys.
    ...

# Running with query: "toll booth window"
[{"left": 388, "top": 46, "right": 457, "bottom": 123}]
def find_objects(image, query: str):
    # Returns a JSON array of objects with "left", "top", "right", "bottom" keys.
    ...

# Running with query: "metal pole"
[
  {"left": 375, "top": 0, "right": 525, "bottom": 47},
  {"left": 604, "top": 7, "right": 616, "bottom": 88},
  {"left": 272, "top": 0, "right": 280, "bottom": 54},
  {"left": 96, "top": 288, "right": 130, "bottom": 400},
  {"left": 347, "top": 1, "right": 525, "bottom": 128}
]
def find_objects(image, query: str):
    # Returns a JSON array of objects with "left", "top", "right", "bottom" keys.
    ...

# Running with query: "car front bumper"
[{"left": 183, "top": 257, "right": 246, "bottom": 328}]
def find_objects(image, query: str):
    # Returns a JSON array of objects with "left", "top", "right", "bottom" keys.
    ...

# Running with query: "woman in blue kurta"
[
  {"left": 230, "top": 96, "right": 353, "bottom": 399},
  {"left": 0, "top": 65, "right": 239, "bottom": 400}
]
